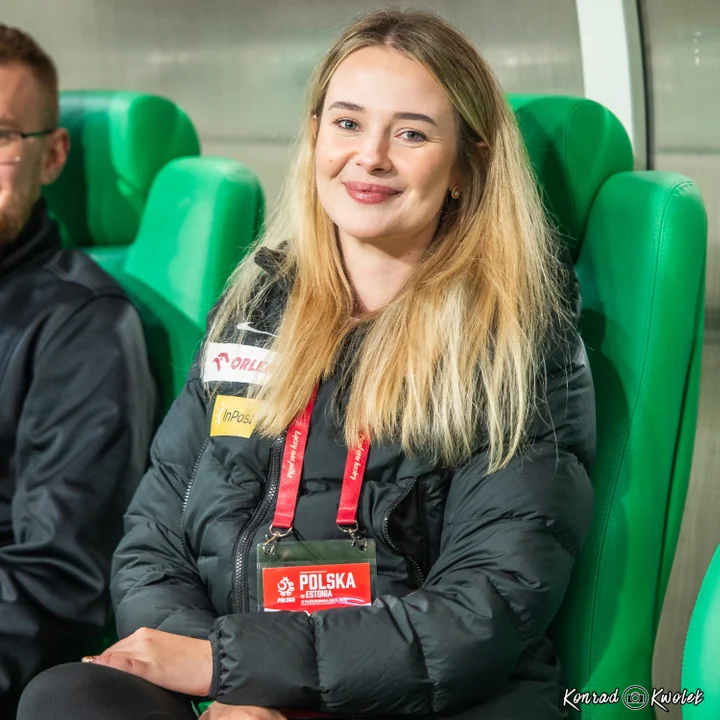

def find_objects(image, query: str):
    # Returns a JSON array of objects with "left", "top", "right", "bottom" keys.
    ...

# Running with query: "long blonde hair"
[{"left": 206, "top": 9, "right": 568, "bottom": 472}]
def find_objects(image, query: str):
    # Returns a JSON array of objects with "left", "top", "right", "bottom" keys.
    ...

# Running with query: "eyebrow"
[{"left": 326, "top": 101, "right": 438, "bottom": 127}]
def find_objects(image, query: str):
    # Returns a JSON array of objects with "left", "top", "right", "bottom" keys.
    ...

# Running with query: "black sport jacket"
[
  {"left": 0, "top": 200, "right": 155, "bottom": 715},
  {"left": 111, "top": 248, "right": 595, "bottom": 718}
]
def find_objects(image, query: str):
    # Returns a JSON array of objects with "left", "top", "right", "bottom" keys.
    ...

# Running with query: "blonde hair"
[{"left": 206, "top": 9, "right": 568, "bottom": 472}]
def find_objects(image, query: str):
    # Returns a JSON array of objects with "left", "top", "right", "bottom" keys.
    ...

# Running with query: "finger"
[
  {"left": 200, "top": 706, "right": 245, "bottom": 719},
  {"left": 90, "top": 634, "right": 135, "bottom": 662},
  {"left": 245, "top": 710, "right": 286, "bottom": 720},
  {"left": 92, "top": 630, "right": 145, "bottom": 665},
  {"left": 200, "top": 704, "right": 254, "bottom": 719},
  {"left": 90, "top": 651, "right": 122, "bottom": 669},
  {"left": 91, "top": 651, "right": 150, "bottom": 679},
  {"left": 97, "top": 627, "right": 154, "bottom": 658}
]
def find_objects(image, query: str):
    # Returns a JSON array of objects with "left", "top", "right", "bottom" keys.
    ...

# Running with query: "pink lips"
[{"left": 343, "top": 182, "right": 401, "bottom": 205}]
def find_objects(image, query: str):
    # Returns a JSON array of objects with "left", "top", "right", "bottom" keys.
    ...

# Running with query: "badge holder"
[
  {"left": 257, "top": 385, "right": 377, "bottom": 614},
  {"left": 258, "top": 525, "right": 377, "bottom": 614}
]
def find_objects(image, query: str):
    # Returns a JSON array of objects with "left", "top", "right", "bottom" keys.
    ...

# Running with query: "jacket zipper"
[
  {"left": 416, "top": 478, "right": 430, "bottom": 577},
  {"left": 233, "top": 432, "right": 287, "bottom": 613},
  {"left": 382, "top": 477, "right": 427, "bottom": 585},
  {"left": 180, "top": 438, "right": 210, "bottom": 561}
]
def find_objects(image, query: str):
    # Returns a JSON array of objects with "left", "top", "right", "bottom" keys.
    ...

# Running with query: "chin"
[
  {"left": 0, "top": 191, "right": 32, "bottom": 245},
  {"left": 338, "top": 225, "right": 397, "bottom": 244},
  {"left": 333, "top": 213, "right": 398, "bottom": 243}
]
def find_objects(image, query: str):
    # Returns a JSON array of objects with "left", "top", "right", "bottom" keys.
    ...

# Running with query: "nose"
[{"left": 354, "top": 129, "right": 392, "bottom": 174}]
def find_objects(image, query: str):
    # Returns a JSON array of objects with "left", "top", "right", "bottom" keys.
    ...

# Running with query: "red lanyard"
[{"left": 270, "top": 386, "right": 370, "bottom": 533}]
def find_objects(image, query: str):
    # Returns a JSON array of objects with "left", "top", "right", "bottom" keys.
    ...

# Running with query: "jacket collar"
[
  {"left": 0, "top": 198, "right": 61, "bottom": 280},
  {"left": 254, "top": 245, "right": 287, "bottom": 280}
]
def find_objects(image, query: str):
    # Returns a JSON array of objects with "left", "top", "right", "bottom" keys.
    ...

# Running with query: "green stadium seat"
[
  {"left": 509, "top": 94, "right": 706, "bottom": 719},
  {"left": 46, "top": 91, "right": 264, "bottom": 412},
  {"left": 681, "top": 545, "right": 720, "bottom": 717}
]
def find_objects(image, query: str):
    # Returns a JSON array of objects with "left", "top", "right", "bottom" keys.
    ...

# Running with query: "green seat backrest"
[
  {"left": 509, "top": 94, "right": 707, "bottom": 719},
  {"left": 121, "top": 156, "right": 264, "bottom": 406},
  {"left": 46, "top": 91, "right": 201, "bottom": 276},
  {"left": 45, "top": 92, "right": 264, "bottom": 411}
]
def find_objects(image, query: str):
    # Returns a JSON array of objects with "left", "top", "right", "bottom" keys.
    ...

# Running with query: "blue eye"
[
  {"left": 399, "top": 130, "right": 427, "bottom": 143},
  {"left": 334, "top": 118, "right": 359, "bottom": 131}
]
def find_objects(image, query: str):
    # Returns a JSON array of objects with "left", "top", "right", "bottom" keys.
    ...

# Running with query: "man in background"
[{"left": 0, "top": 24, "right": 155, "bottom": 716}]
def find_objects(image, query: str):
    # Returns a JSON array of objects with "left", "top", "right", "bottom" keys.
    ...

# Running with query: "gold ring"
[{"left": 81, "top": 656, "right": 96, "bottom": 664}]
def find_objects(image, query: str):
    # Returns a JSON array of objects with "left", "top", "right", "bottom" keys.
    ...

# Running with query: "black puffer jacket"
[{"left": 111, "top": 249, "right": 595, "bottom": 718}]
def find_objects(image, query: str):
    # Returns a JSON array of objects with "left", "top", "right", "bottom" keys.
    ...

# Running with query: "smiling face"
[{"left": 314, "top": 45, "right": 461, "bottom": 255}]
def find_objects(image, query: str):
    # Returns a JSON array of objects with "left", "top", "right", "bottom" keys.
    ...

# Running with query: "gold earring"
[{"left": 451, "top": 185, "right": 461, "bottom": 199}]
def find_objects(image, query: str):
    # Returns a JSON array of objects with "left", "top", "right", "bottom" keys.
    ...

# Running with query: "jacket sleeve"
[
  {"left": 207, "top": 328, "right": 596, "bottom": 716},
  {"left": 0, "top": 296, "right": 155, "bottom": 707},
  {"left": 110, "top": 357, "right": 220, "bottom": 641}
]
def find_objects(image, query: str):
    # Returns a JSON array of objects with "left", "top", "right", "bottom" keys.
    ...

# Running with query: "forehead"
[
  {"left": 0, "top": 62, "right": 44, "bottom": 129},
  {"left": 325, "top": 46, "right": 455, "bottom": 125}
]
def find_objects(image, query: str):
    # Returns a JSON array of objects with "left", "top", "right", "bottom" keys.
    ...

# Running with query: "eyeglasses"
[{"left": 0, "top": 128, "right": 56, "bottom": 164}]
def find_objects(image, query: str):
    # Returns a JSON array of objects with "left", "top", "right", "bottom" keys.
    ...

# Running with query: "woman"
[{"left": 19, "top": 8, "right": 594, "bottom": 720}]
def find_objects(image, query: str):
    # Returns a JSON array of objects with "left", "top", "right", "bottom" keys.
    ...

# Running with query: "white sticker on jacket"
[{"left": 203, "top": 342, "right": 273, "bottom": 385}]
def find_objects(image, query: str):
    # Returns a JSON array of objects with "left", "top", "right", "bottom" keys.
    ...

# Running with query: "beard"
[{"left": 0, "top": 189, "right": 34, "bottom": 246}]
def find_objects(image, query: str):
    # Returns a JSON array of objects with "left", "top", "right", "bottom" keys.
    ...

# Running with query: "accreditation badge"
[{"left": 257, "top": 540, "right": 377, "bottom": 613}]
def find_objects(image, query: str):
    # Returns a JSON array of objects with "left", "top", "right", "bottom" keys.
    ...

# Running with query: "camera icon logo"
[{"left": 622, "top": 686, "right": 650, "bottom": 710}]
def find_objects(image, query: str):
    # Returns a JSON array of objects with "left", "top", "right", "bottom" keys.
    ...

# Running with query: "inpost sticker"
[
  {"left": 210, "top": 395, "right": 260, "bottom": 438},
  {"left": 203, "top": 342, "right": 272, "bottom": 385}
]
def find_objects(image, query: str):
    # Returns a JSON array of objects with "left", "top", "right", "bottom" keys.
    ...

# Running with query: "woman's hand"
[
  {"left": 201, "top": 703, "right": 287, "bottom": 719},
  {"left": 86, "top": 627, "right": 213, "bottom": 697}
]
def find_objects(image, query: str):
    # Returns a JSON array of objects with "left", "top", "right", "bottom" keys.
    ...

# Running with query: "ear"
[
  {"left": 312, "top": 114, "right": 318, "bottom": 140},
  {"left": 40, "top": 128, "right": 69, "bottom": 187}
]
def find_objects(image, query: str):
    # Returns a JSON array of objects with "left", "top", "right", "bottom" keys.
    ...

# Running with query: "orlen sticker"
[{"left": 203, "top": 342, "right": 273, "bottom": 385}]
